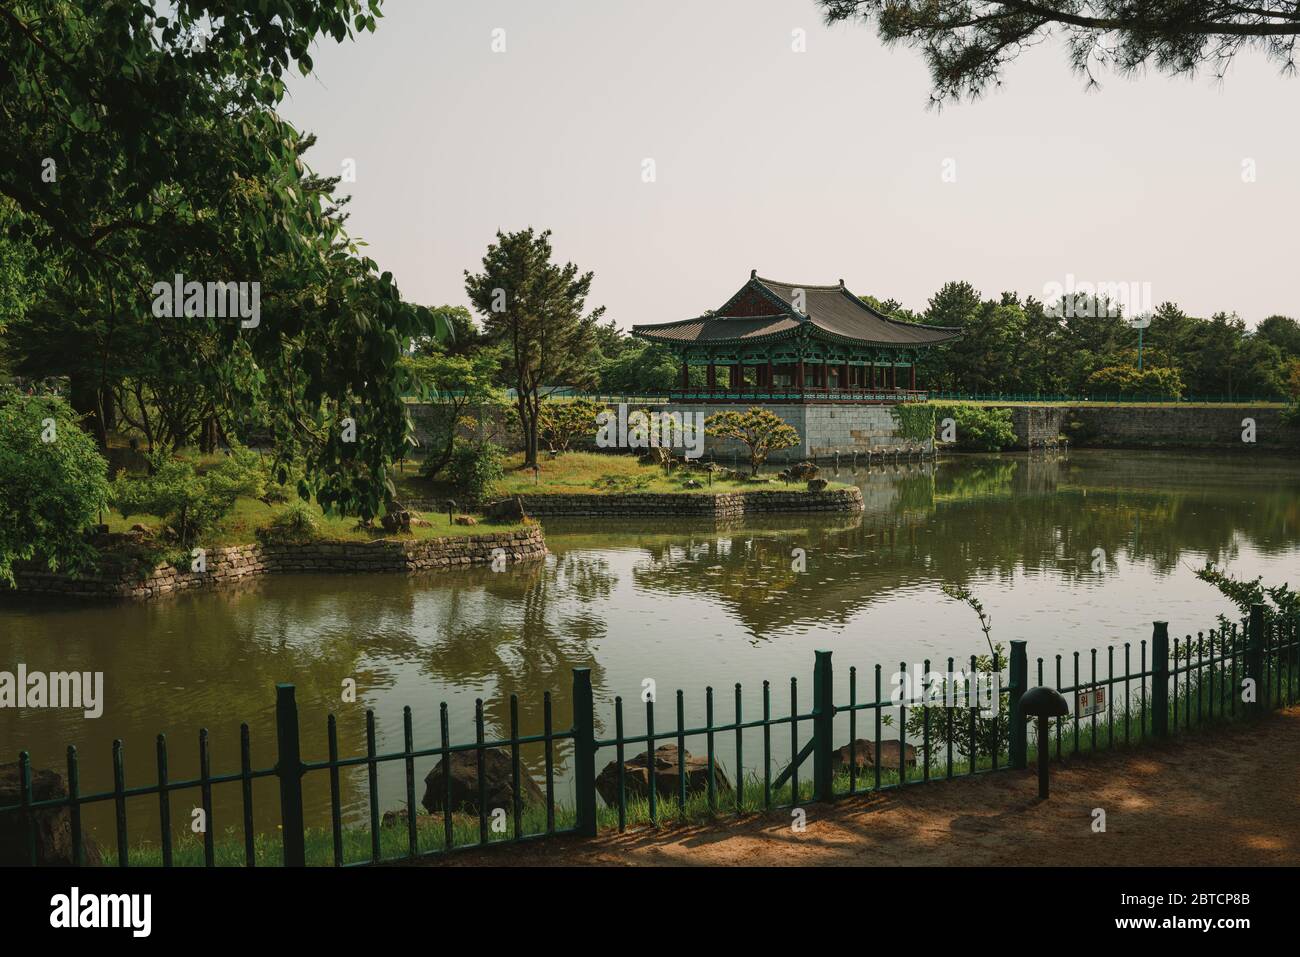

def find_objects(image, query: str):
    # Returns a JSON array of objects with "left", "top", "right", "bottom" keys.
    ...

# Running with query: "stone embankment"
[
  {"left": 11, "top": 527, "right": 547, "bottom": 600},
  {"left": 407, "top": 487, "right": 865, "bottom": 519}
]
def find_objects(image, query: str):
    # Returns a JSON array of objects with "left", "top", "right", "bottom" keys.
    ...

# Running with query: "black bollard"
[
  {"left": 1036, "top": 716, "right": 1051, "bottom": 799},
  {"left": 1020, "top": 686, "right": 1069, "bottom": 800}
]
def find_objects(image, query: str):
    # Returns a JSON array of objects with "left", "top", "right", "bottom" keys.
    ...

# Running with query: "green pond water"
[{"left": 2, "top": 449, "right": 1296, "bottom": 851}]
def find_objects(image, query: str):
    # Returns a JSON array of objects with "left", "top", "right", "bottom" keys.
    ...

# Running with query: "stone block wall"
[
  {"left": 1007, "top": 407, "right": 1068, "bottom": 450},
  {"left": 512, "top": 487, "right": 863, "bottom": 518},
  {"left": 409, "top": 400, "right": 925, "bottom": 464},
  {"left": 1062, "top": 405, "right": 1298, "bottom": 451},
  {"left": 658, "top": 403, "right": 921, "bottom": 464},
  {"left": 11, "top": 527, "right": 548, "bottom": 601}
]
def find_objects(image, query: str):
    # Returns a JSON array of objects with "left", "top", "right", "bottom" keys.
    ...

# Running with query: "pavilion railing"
[{"left": 663, "top": 387, "right": 929, "bottom": 403}]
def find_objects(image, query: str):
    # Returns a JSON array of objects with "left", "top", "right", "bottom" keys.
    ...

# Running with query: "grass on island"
[
  {"left": 395, "top": 451, "right": 849, "bottom": 501},
  {"left": 104, "top": 497, "right": 524, "bottom": 548}
]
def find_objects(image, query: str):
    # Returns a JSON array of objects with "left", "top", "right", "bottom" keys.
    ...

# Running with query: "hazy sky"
[{"left": 281, "top": 0, "right": 1299, "bottom": 330}]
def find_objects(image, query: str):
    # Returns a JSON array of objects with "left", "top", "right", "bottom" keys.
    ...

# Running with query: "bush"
[
  {"left": 111, "top": 446, "right": 263, "bottom": 545},
  {"left": 1083, "top": 364, "right": 1184, "bottom": 399},
  {"left": 930, "top": 404, "right": 1018, "bottom": 451},
  {"left": 703, "top": 407, "right": 799, "bottom": 475},
  {"left": 0, "top": 391, "right": 110, "bottom": 585},
  {"left": 258, "top": 501, "right": 321, "bottom": 544},
  {"left": 258, "top": 457, "right": 306, "bottom": 506},
  {"left": 539, "top": 398, "right": 604, "bottom": 453},
  {"left": 446, "top": 442, "right": 505, "bottom": 502}
]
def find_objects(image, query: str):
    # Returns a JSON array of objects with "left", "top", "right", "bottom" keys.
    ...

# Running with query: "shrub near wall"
[{"left": 928, "top": 404, "right": 1018, "bottom": 451}]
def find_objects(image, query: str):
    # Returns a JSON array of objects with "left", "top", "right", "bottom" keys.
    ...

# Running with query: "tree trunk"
[
  {"left": 519, "top": 394, "right": 539, "bottom": 468},
  {"left": 68, "top": 373, "right": 111, "bottom": 450},
  {"left": 199, "top": 414, "right": 218, "bottom": 453}
]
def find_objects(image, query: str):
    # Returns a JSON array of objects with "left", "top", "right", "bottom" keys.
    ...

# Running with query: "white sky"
[{"left": 281, "top": 0, "right": 1300, "bottom": 329}]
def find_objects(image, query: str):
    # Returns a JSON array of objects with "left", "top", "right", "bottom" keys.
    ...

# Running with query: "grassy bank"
[
  {"left": 396, "top": 451, "right": 848, "bottom": 501},
  {"left": 103, "top": 496, "right": 523, "bottom": 546}
]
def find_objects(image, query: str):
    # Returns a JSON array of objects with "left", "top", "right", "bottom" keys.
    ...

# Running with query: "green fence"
[
  {"left": 407, "top": 391, "right": 1290, "bottom": 406},
  {"left": 926, "top": 391, "right": 1288, "bottom": 405},
  {"left": 3, "top": 605, "right": 1296, "bottom": 866}
]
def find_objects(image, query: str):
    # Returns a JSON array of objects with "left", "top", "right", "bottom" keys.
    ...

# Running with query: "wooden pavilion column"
[
  {"left": 890, "top": 363, "right": 897, "bottom": 389},
  {"left": 766, "top": 358, "right": 773, "bottom": 389},
  {"left": 706, "top": 363, "right": 716, "bottom": 390},
  {"left": 909, "top": 362, "right": 916, "bottom": 391},
  {"left": 841, "top": 361, "right": 850, "bottom": 391},
  {"left": 680, "top": 358, "right": 689, "bottom": 389},
  {"left": 796, "top": 358, "right": 805, "bottom": 389},
  {"left": 729, "top": 364, "right": 740, "bottom": 390}
]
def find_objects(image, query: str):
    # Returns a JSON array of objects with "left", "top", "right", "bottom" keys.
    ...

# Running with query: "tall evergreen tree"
[{"left": 464, "top": 229, "right": 604, "bottom": 467}]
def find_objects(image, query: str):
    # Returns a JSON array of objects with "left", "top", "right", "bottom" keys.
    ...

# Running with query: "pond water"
[{"left": 2, "top": 449, "right": 1296, "bottom": 848}]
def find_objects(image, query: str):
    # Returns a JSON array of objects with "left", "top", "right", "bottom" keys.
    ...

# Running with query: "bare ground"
[{"left": 421, "top": 707, "right": 1300, "bottom": 867}]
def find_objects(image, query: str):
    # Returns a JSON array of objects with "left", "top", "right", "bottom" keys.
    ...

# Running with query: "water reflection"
[{"left": 1, "top": 450, "right": 1295, "bottom": 846}]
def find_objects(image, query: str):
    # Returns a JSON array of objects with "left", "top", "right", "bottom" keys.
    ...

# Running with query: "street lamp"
[{"left": 1128, "top": 313, "right": 1151, "bottom": 371}]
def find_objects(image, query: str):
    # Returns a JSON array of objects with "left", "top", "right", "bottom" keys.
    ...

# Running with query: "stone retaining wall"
[
  {"left": 12, "top": 527, "right": 548, "bottom": 601},
  {"left": 1063, "top": 405, "right": 1298, "bottom": 451},
  {"left": 507, "top": 487, "right": 863, "bottom": 518},
  {"left": 1007, "top": 407, "right": 1069, "bottom": 450}
]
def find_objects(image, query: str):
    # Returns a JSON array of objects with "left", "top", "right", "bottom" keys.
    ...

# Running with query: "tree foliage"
[
  {"left": 1, "top": 1, "right": 440, "bottom": 521},
  {"left": 539, "top": 398, "right": 604, "bottom": 454},
  {"left": 0, "top": 390, "right": 110, "bottom": 585},
  {"left": 704, "top": 407, "right": 800, "bottom": 475},
  {"left": 931, "top": 404, "right": 1018, "bottom": 450},
  {"left": 819, "top": 0, "right": 1300, "bottom": 105},
  {"left": 464, "top": 228, "right": 604, "bottom": 467},
  {"left": 405, "top": 346, "right": 504, "bottom": 477},
  {"left": 1084, "top": 364, "right": 1185, "bottom": 399},
  {"left": 110, "top": 447, "right": 263, "bottom": 546}
]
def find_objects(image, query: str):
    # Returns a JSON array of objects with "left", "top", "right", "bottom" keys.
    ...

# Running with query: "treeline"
[{"left": 435, "top": 281, "right": 1300, "bottom": 400}]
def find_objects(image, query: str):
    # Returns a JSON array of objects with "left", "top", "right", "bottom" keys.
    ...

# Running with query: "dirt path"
[{"left": 425, "top": 707, "right": 1300, "bottom": 866}]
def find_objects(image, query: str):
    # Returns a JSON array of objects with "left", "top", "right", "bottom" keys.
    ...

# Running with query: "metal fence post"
[
  {"left": 1008, "top": 640, "right": 1028, "bottom": 770},
  {"left": 1247, "top": 603, "right": 1266, "bottom": 714},
  {"left": 572, "top": 668, "right": 598, "bottom": 837},
  {"left": 275, "top": 684, "right": 306, "bottom": 866},
  {"left": 812, "top": 650, "right": 834, "bottom": 802},
  {"left": 1151, "top": 623, "right": 1169, "bottom": 738}
]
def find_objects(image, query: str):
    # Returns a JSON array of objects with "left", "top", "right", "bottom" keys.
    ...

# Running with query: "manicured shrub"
[
  {"left": 0, "top": 390, "right": 110, "bottom": 585},
  {"left": 111, "top": 446, "right": 263, "bottom": 545},
  {"left": 704, "top": 407, "right": 799, "bottom": 475},
  {"left": 539, "top": 398, "right": 605, "bottom": 453},
  {"left": 258, "top": 501, "right": 321, "bottom": 543},
  {"left": 446, "top": 441, "right": 505, "bottom": 501}
]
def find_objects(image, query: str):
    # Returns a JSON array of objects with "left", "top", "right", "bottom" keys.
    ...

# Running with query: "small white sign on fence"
[{"left": 1076, "top": 687, "right": 1106, "bottom": 717}]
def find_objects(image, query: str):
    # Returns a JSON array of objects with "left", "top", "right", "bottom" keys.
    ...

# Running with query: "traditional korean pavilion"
[{"left": 631, "top": 271, "right": 960, "bottom": 402}]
